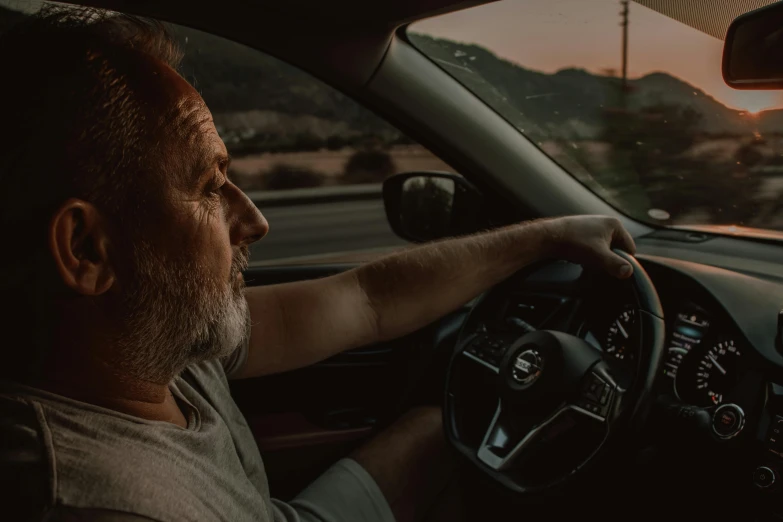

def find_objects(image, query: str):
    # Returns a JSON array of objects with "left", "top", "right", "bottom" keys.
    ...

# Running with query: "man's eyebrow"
[
  {"left": 222, "top": 152, "right": 233, "bottom": 169},
  {"left": 193, "top": 151, "right": 231, "bottom": 182}
]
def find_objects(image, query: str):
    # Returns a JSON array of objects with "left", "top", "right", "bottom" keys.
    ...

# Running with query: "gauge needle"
[
  {"left": 709, "top": 354, "right": 727, "bottom": 375},
  {"left": 616, "top": 319, "right": 629, "bottom": 339}
]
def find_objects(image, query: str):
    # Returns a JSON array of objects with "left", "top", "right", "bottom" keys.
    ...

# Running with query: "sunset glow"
[
  {"left": 733, "top": 91, "right": 782, "bottom": 114},
  {"left": 413, "top": 0, "right": 783, "bottom": 115}
]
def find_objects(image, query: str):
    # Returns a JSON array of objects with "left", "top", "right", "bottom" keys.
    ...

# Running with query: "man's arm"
[{"left": 232, "top": 216, "right": 635, "bottom": 379}]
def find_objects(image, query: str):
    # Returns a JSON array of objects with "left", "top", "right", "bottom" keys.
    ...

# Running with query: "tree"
[
  {"left": 399, "top": 178, "right": 454, "bottom": 240},
  {"left": 260, "top": 164, "right": 326, "bottom": 190},
  {"left": 598, "top": 102, "right": 761, "bottom": 225},
  {"left": 342, "top": 148, "right": 397, "bottom": 185}
]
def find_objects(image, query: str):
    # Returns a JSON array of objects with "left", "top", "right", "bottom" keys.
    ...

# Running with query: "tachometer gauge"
[
  {"left": 676, "top": 338, "right": 743, "bottom": 406},
  {"left": 605, "top": 307, "right": 637, "bottom": 362},
  {"left": 695, "top": 340, "right": 742, "bottom": 405}
]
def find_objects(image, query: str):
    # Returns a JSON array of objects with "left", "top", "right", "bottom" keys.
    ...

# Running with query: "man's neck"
[{"left": 34, "top": 348, "right": 188, "bottom": 428}]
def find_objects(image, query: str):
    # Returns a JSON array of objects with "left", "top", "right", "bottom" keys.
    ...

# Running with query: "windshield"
[{"left": 409, "top": 0, "right": 783, "bottom": 233}]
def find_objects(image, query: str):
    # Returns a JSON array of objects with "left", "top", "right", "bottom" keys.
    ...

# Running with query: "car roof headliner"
[
  {"left": 73, "top": 0, "right": 777, "bottom": 40},
  {"left": 62, "top": 0, "right": 492, "bottom": 93},
  {"left": 63, "top": 0, "right": 781, "bottom": 104},
  {"left": 69, "top": 0, "right": 492, "bottom": 29},
  {"left": 634, "top": 0, "right": 778, "bottom": 40}
]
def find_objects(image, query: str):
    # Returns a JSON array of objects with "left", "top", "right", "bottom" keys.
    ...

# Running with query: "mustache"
[{"left": 230, "top": 246, "right": 250, "bottom": 281}]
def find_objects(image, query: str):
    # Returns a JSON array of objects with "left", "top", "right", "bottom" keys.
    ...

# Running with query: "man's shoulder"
[
  {"left": 0, "top": 393, "right": 53, "bottom": 520},
  {"left": 0, "top": 375, "right": 274, "bottom": 522},
  {"left": 0, "top": 387, "right": 208, "bottom": 521}
]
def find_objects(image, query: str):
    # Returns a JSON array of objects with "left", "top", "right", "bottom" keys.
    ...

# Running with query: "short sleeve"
[{"left": 43, "top": 507, "right": 159, "bottom": 521}]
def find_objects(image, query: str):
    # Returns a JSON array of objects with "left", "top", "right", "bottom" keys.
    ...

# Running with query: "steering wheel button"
[
  {"left": 599, "top": 386, "right": 611, "bottom": 405},
  {"left": 584, "top": 378, "right": 605, "bottom": 401}
]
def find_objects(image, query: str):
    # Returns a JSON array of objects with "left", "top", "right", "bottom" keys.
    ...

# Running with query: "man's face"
[{"left": 111, "top": 57, "right": 269, "bottom": 383}]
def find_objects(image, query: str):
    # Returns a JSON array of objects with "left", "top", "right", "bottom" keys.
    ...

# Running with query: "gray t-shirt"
[{"left": 0, "top": 344, "right": 296, "bottom": 522}]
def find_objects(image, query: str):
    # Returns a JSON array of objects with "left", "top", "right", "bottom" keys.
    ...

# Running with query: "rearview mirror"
[
  {"left": 383, "top": 172, "right": 483, "bottom": 242},
  {"left": 723, "top": 1, "right": 783, "bottom": 89}
]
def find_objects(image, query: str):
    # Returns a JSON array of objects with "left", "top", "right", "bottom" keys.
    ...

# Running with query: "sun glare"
[{"left": 729, "top": 91, "right": 783, "bottom": 115}]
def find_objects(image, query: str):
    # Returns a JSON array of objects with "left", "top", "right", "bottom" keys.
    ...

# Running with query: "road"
[
  {"left": 249, "top": 199, "right": 407, "bottom": 265},
  {"left": 247, "top": 179, "right": 783, "bottom": 266}
]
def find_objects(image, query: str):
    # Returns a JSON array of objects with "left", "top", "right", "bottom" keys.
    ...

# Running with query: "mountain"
[
  {"left": 756, "top": 109, "right": 783, "bottom": 133},
  {"left": 407, "top": 33, "right": 762, "bottom": 139}
]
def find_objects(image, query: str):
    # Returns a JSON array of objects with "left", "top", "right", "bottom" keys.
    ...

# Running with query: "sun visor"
[{"left": 633, "top": 0, "right": 778, "bottom": 40}]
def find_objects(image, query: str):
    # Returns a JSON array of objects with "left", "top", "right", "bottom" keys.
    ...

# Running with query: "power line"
[{"left": 621, "top": 0, "right": 629, "bottom": 91}]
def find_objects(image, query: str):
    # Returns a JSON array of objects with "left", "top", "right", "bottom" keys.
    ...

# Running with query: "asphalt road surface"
[{"left": 249, "top": 199, "right": 407, "bottom": 265}]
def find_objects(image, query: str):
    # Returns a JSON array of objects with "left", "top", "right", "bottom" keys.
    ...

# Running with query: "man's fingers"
[
  {"left": 609, "top": 221, "right": 636, "bottom": 278},
  {"left": 612, "top": 222, "right": 637, "bottom": 255},
  {"left": 603, "top": 249, "right": 634, "bottom": 279}
]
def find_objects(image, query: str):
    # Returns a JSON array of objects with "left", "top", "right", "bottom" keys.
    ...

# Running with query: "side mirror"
[
  {"left": 383, "top": 172, "right": 483, "bottom": 242},
  {"left": 723, "top": 1, "right": 783, "bottom": 89}
]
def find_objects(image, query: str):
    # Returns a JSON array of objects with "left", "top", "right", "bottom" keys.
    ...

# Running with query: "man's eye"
[{"left": 207, "top": 179, "right": 225, "bottom": 196}]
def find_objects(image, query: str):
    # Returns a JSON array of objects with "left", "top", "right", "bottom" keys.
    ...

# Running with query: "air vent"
[{"left": 643, "top": 229, "right": 713, "bottom": 243}]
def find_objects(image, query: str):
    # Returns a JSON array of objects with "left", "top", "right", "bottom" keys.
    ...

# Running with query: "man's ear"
[{"left": 49, "top": 198, "right": 116, "bottom": 296}]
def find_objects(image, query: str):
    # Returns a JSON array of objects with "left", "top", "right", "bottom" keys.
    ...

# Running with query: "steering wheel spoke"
[
  {"left": 478, "top": 400, "right": 604, "bottom": 472},
  {"left": 460, "top": 332, "right": 514, "bottom": 373}
]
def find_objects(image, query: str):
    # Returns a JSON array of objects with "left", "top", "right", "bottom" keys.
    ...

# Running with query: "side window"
[{"left": 173, "top": 26, "right": 456, "bottom": 266}]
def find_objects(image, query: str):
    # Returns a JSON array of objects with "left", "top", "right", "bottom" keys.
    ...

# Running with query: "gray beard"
[{"left": 114, "top": 241, "right": 250, "bottom": 384}]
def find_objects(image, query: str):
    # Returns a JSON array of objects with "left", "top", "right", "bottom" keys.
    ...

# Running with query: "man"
[{"left": 0, "top": 7, "right": 636, "bottom": 522}]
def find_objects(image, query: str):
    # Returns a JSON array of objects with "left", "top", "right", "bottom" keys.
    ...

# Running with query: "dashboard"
[
  {"left": 453, "top": 251, "right": 783, "bottom": 517},
  {"left": 587, "top": 293, "right": 753, "bottom": 408},
  {"left": 488, "top": 257, "right": 767, "bottom": 414}
]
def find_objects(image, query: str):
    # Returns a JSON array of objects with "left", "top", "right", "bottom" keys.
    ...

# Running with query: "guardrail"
[{"left": 247, "top": 183, "right": 383, "bottom": 207}]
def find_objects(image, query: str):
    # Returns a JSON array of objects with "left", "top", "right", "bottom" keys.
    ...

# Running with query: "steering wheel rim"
[{"left": 443, "top": 250, "right": 665, "bottom": 494}]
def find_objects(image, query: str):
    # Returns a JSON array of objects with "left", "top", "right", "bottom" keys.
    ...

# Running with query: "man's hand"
[{"left": 541, "top": 216, "right": 637, "bottom": 279}]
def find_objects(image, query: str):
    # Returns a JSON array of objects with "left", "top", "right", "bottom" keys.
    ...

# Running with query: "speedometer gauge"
[{"left": 676, "top": 338, "right": 743, "bottom": 406}]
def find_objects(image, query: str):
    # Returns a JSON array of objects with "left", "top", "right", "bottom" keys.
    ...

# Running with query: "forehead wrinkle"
[
  {"left": 161, "top": 95, "right": 220, "bottom": 188},
  {"left": 174, "top": 96, "right": 213, "bottom": 146}
]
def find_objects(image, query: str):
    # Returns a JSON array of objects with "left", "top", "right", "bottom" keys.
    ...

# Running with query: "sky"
[{"left": 413, "top": 0, "right": 783, "bottom": 113}]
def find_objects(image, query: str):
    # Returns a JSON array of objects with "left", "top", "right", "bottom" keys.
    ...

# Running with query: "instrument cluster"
[
  {"left": 661, "top": 303, "right": 746, "bottom": 407},
  {"left": 593, "top": 301, "right": 748, "bottom": 407}
]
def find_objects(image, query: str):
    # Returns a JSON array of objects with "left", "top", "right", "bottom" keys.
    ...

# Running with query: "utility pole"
[{"left": 621, "top": 0, "right": 629, "bottom": 92}]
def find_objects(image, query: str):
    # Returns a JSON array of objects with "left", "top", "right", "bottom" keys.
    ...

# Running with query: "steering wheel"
[{"left": 444, "top": 251, "right": 665, "bottom": 493}]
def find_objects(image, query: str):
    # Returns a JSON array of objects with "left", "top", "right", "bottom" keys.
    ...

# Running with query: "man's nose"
[{"left": 225, "top": 182, "right": 269, "bottom": 246}]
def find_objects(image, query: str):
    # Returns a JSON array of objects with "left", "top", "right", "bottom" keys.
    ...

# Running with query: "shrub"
[
  {"left": 342, "top": 148, "right": 396, "bottom": 184},
  {"left": 261, "top": 164, "right": 326, "bottom": 190}
]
